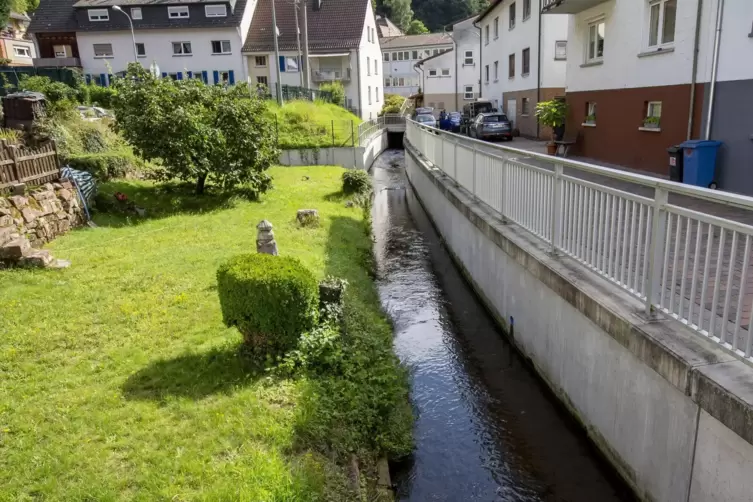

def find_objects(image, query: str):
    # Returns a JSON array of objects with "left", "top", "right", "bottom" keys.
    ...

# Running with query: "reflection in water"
[{"left": 371, "top": 149, "right": 634, "bottom": 502}]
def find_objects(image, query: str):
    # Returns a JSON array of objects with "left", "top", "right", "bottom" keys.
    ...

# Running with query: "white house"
[
  {"left": 477, "top": 0, "right": 569, "bottom": 137},
  {"left": 243, "top": 0, "right": 383, "bottom": 119},
  {"left": 380, "top": 32, "right": 453, "bottom": 98}
]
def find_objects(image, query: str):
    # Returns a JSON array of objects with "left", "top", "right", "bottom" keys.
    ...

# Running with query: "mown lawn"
[{"left": 0, "top": 166, "right": 411, "bottom": 501}]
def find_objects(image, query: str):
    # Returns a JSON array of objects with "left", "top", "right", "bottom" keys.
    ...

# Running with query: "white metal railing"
[
  {"left": 406, "top": 119, "right": 753, "bottom": 365},
  {"left": 357, "top": 114, "right": 405, "bottom": 146}
]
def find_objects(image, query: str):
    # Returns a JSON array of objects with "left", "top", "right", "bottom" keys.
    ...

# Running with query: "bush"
[
  {"left": 342, "top": 169, "right": 370, "bottom": 195},
  {"left": 67, "top": 150, "right": 145, "bottom": 180},
  {"left": 18, "top": 76, "right": 78, "bottom": 104},
  {"left": 319, "top": 82, "right": 346, "bottom": 107},
  {"left": 86, "top": 84, "right": 117, "bottom": 108},
  {"left": 380, "top": 93, "right": 405, "bottom": 116},
  {"left": 217, "top": 254, "right": 319, "bottom": 356}
]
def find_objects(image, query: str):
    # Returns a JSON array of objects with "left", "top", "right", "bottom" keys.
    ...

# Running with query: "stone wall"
[{"left": 0, "top": 180, "right": 84, "bottom": 268}]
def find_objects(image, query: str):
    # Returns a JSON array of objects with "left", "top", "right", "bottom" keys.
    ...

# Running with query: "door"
[{"left": 507, "top": 99, "right": 517, "bottom": 130}]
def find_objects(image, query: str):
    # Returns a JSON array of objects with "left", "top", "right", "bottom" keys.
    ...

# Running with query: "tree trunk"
[{"left": 195, "top": 173, "right": 207, "bottom": 195}]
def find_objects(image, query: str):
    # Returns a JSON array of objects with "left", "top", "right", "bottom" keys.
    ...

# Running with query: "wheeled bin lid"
[{"left": 679, "top": 140, "right": 722, "bottom": 149}]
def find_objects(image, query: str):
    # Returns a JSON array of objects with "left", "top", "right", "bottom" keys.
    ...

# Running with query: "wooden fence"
[{"left": 0, "top": 141, "right": 60, "bottom": 189}]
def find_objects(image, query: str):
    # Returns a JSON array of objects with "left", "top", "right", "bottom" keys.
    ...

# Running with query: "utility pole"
[
  {"left": 272, "top": 0, "right": 283, "bottom": 105},
  {"left": 302, "top": 0, "right": 310, "bottom": 88},
  {"left": 294, "top": 0, "right": 303, "bottom": 87}
]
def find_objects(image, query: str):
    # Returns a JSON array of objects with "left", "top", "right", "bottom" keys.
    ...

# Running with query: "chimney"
[{"left": 313, "top": 0, "right": 322, "bottom": 10}]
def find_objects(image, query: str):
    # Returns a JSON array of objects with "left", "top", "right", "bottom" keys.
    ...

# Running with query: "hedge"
[
  {"left": 217, "top": 253, "right": 319, "bottom": 356},
  {"left": 342, "top": 170, "right": 370, "bottom": 195}
]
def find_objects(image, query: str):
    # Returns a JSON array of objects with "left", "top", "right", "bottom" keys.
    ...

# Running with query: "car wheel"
[{"left": 709, "top": 182, "right": 718, "bottom": 190}]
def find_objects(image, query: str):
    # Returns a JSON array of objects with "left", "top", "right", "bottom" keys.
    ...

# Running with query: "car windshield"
[
  {"left": 416, "top": 114, "right": 435, "bottom": 123},
  {"left": 483, "top": 114, "right": 508, "bottom": 123}
]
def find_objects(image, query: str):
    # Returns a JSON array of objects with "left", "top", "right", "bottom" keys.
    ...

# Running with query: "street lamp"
[{"left": 112, "top": 5, "right": 139, "bottom": 64}]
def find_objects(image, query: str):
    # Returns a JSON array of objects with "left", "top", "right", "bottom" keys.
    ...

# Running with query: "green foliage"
[
  {"left": 411, "top": 0, "right": 488, "bottom": 31},
  {"left": 318, "top": 81, "right": 345, "bottom": 107},
  {"left": 267, "top": 99, "right": 361, "bottom": 149},
  {"left": 0, "top": 127, "right": 22, "bottom": 144},
  {"left": 217, "top": 253, "right": 319, "bottom": 357},
  {"left": 85, "top": 84, "right": 117, "bottom": 108},
  {"left": 644, "top": 116, "right": 660, "bottom": 127},
  {"left": 112, "top": 63, "right": 279, "bottom": 195},
  {"left": 535, "top": 99, "right": 568, "bottom": 129},
  {"left": 67, "top": 150, "right": 147, "bottom": 180},
  {"left": 342, "top": 169, "right": 371, "bottom": 195},
  {"left": 383, "top": 0, "right": 413, "bottom": 30},
  {"left": 278, "top": 320, "right": 344, "bottom": 375},
  {"left": 380, "top": 93, "right": 405, "bottom": 116},
  {"left": 406, "top": 19, "right": 429, "bottom": 34},
  {"left": 17, "top": 75, "right": 78, "bottom": 103}
]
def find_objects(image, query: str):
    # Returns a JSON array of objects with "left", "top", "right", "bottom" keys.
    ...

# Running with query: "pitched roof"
[
  {"left": 476, "top": 0, "right": 504, "bottom": 23},
  {"left": 375, "top": 14, "right": 402, "bottom": 38},
  {"left": 379, "top": 32, "right": 452, "bottom": 49},
  {"left": 415, "top": 47, "right": 453, "bottom": 67},
  {"left": 28, "top": 0, "right": 78, "bottom": 32},
  {"left": 242, "top": 0, "right": 368, "bottom": 53}
]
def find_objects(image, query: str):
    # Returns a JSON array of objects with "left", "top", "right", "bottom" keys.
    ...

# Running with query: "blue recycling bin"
[{"left": 679, "top": 140, "right": 722, "bottom": 189}]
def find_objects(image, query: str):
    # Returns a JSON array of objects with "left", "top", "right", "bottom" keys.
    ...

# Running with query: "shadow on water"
[{"left": 371, "top": 149, "right": 635, "bottom": 501}]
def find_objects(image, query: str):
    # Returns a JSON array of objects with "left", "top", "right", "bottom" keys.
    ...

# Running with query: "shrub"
[
  {"left": 0, "top": 128, "right": 22, "bottom": 145},
  {"left": 217, "top": 253, "right": 319, "bottom": 356},
  {"left": 86, "top": 84, "right": 117, "bottom": 108},
  {"left": 342, "top": 169, "right": 370, "bottom": 195},
  {"left": 319, "top": 82, "right": 345, "bottom": 107},
  {"left": 67, "top": 150, "right": 145, "bottom": 180},
  {"left": 380, "top": 93, "right": 405, "bottom": 116},
  {"left": 18, "top": 76, "right": 78, "bottom": 104}
]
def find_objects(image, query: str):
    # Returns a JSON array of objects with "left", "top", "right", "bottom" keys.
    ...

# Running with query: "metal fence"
[
  {"left": 357, "top": 113, "right": 405, "bottom": 146},
  {"left": 0, "top": 140, "right": 60, "bottom": 189},
  {"left": 273, "top": 115, "right": 357, "bottom": 148},
  {"left": 270, "top": 84, "right": 337, "bottom": 106},
  {"left": 0, "top": 67, "right": 80, "bottom": 96},
  {"left": 406, "top": 119, "right": 753, "bottom": 364}
]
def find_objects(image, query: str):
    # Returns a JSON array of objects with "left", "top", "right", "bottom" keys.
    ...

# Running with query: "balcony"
[
  {"left": 33, "top": 57, "right": 81, "bottom": 68},
  {"left": 542, "top": 0, "right": 608, "bottom": 14},
  {"left": 312, "top": 69, "right": 351, "bottom": 83}
]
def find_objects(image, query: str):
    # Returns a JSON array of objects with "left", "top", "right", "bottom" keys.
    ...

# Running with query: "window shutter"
[
  {"left": 162, "top": 72, "right": 167, "bottom": 78},
  {"left": 279, "top": 56, "right": 285, "bottom": 72},
  {"left": 99, "top": 73, "right": 106, "bottom": 86},
  {"left": 201, "top": 71, "right": 208, "bottom": 83},
  {"left": 177, "top": 72, "right": 183, "bottom": 80},
  {"left": 228, "top": 70, "right": 234, "bottom": 85},
  {"left": 187, "top": 71, "right": 193, "bottom": 79},
  {"left": 213, "top": 71, "right": 220, "bottom": 84}
]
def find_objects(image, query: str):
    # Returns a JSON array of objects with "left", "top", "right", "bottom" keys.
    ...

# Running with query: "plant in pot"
[
  {"left": 535, "top": 99, "right": 568, "bottom": 155},
  {"left": 643, "top": 116, "right": 660, "bottom": 129}
]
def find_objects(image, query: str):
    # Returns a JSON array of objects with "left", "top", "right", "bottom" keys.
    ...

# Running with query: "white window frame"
[
  {"left": 255, "top": 55, "right": 267, "bottom": 67},
  {"left": 464, "top": 85, "right": 474, "bottom": 100},
  {"left": 647, "top": 101, "right": 662, "bottom": 118},
  {"left": 494, "top": 17, "right": 499, "bottom": 39},
  {"left": 523, "top": 0, "right": 531, "bottom": 20},
  {"left": 485, "top": 24, "right": 489, "bottom": 45},
  {"left": 211, "top": 40, "right": 231, "bottom": 55},
  {"left": 521, "top": 97, "right": 530, "bottom": 116},
  {"left": 368, "top": 86, "right": 372, "bottom": 105},
  {"left": 428, "top": 69, "right": 438, "bottom": 77},
  {"left": 404, "top": 51, "right": 410, "bottom": 59},
  {"left": 494, "top": 60, "right": 498, "bottom": 80},
  {"left": 376, "top": 87, "right": 380, "bottom": 102},
  {"left": 135, "top": 42, "right": 146, "bottom": 57},
  {"left": 397, "top": 77, "right": 405, "bottom": 86},
  {"left": 383, "top": 52, "right": 390, "bottom": 62},
  {"left": 172, "top": 41, "right": 192, "bottom": 56},
  {"left": 53, "top": 45, "right": 70, "bottom": 58},
  {"left": 646, "top": 0, "right": 676, "bottom": 49},
  {"left": 509, "top": 2, "right": 516, "bottom": 29},
  {"left": 586, "top": 19, "right": 605, "bottom": 63},
  {"left": 522, "top": 47, "right": 530, "bottom": 75},
  {"left": 205, "top": 4, "right": 227, "bottom": 17},
  {"left": 485, "top": 64, "right": 489, "bottom": 83},
  {"left": 93, "top": 43, "right": 113, "bottom": 58},
  {"left": 441, "top": 68, "right": 450, "bottom": 77},
  {"left": 464, "top": 50, "right": 474, "bottom": 65},
  {"left": 131, "top": 7, "right": 142, "bottom": 20},
  {"left": 257, "top": 76, "right": 268, "bottom": 86},
  {"left": 367, "top": 56, "right": 371, "bottom": 75},
  {"left": 12, "top": 46, "right": 30, "bottom": 58},
  {"left": 168, "top": 6, "right": 190, "bottom": 19},
  {"left": 585, "top": 102, "right": 597, "bottom": 125},
  {"left": 555, "top": 40, "right": 567, "bottom": 60},
  {"left": 88, "top": 9, "right": 109, "bottom": 21},
  {"left": 374, "top": 59, "right": 378, "bottom": 75},
  {"left": 412, "top": 50, "right": 418, "bottom": 60},
  {"left": 384, "top": 77, "right": 391, "bottom": 87},
  {"left": 284, "top": 56, "right": 299, "bottom": 72}
]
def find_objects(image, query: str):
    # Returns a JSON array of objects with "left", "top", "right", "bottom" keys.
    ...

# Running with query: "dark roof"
[
  {"left": 242, "top": 0, "right": 368, "bottom": 53},
  {"left": 73, "top": 0, "right": 235, "bottom": 6},
  {"left": 29, "top": 0, "right": 79, "bottom": 32},
  {"left": 380, "top": 32, "right": 452, "bottom": 49},
  {"left": 476, "top": 0, "right": 504, "bottom": 23}
]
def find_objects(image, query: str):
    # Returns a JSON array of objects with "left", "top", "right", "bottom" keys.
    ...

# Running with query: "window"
[
  {"left": 644, "top": 101, "right": 662, "bottom": 127},
  {"left": 135, "top": 43, "right": 145, "bottom": 57},
  {"left": 255, "top": 55, "right": 267, "bottom": 66},
  {"left": 521, "top": 97, "right": 530, "bottom": 115},
  {"left": 257, "top": 76, "right": 268, "bottom": 86},
  {"left": 211, "top": 40, "right": 231, "bottom": 54},
  {"left": 168, "top": 6, "right": 189, "bottom": 18},
  {"left": 464, "top": 85, "right": 474, "bottom": 100},
  {"left": 385, "top": 77, "right": 391, "bottom": 87},
  {"left": 384, "top": 52, "right": 389, "bottom": 62},
  {"left": 397, "top": 52, "right": 404, "bottom": 61},
  {"left": 172, "top": 42, "right": 192, "bottom": 55},
  {"left": 376, "top": 87, "right": 380, "bottom": 102},
  {"left": 441, "top": 68, "right": 450, "bottom": 76},
  {"left": 375, "top": 60, "right": 378, "bottom": 75},
  {"left": 648, "top": 0, "right": 676, "bottom": 47},
  {"left": 372, "top": 28, "right": 376, "bottom": 43},
  {"left": 585, "top": 102, "right": 597, "bottom": 125},
  {"left": 428, "top": 69, "right": 437, "bottom": 77},
  {"left": 523, "top": 0, "right": 531, "bottom": 20},
  {"left": 367, "top": 26, "right": 371, "bottom": 43},
  {"left": 494, "top": 17, "right": 499, "bottom": 38},
  {"left": 205, "top": 4, "right": 227, "bottom": 17},
  {"left": 367, "top": 57, "right": 371, "bottom": 75},
  {"left": 509, "top": 3, "right": 516, "bottom": 29},
  {"left": 485, "top": 25, "right": 490, "bottom": 44},
  {"left": 587, "top": 20, "right": 605, "bottom": 62},
  {"left": 12, "top": 46, "right": 30, "bottom": 58},
  {"left": 192, "top": 71, "right": 203, "bottom": 80},
  {"left": 93, "top": 43, "right": 113, "bottom": 58},
  {"left": 131, "top": 7, "right": 142, "bottom": 19},
  {"left": 522, "top": 48, "right": 530, "bottom": 75},
  {"left": 494, "top": 61, "right": 498, "bottom": 80},
  {"left": 555, "top": 40, "right": 567, "bottom": 60},
  {"left": 412, "top": 50, "right": 418, "bottom": 59},
  {"left": 485, "top": 64, "right": 489, "bottom": 82},
  {"left": 53, "top": 45, "right": 70, "bottom": 57},
  {"left": 508, "top": 53, "right": 515, "bottom": 78},
  {"left": 368, "top": 86, "right": 372, "bottom": 105},
  {"left": 88, "top": 9, "right": 109, "bottom": 21},
  {"left": 283, "top": 56, "right": 299, "bottom": 72},
  {"left": 438, "top": 102, "right": 445, "bottom": 110},
  {"left": 432, "top": 49, "right": 439, "bottom": 56},
  {"left": 391, "top": 52, "right": 397, "bottom": 60},
  {"left": 464, "top": 50, "right": 474, "bottom": 65},
  {"left": 398, "top": 77, "right": 405, "bottom": 86}
]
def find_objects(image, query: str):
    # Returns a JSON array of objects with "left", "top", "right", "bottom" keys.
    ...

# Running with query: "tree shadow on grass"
[{"left": 122, "top": 343, "right": 264, "bottom": 402}]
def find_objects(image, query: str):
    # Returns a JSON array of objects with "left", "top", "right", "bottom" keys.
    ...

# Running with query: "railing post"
[
  {"left": 645, "top": 186, "right": 669, "bottom": 316},
  {"left": 550, "top": 163, "right": 564, "bottom": 254},
  {"left": 453, "top": 140, "right": 458, "bottom": 181},
  {"left": 500, "top": 158, "right": 508, "bottom": 223},
  {"left": 472, "top": 144, "right": 477, "bottom": 196}
]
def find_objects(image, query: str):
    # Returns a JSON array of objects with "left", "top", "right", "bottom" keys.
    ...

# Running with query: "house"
[
  {"left": 0, "top": 12, "right": 36, "bottom": 66},
  {"left": 547, "top": 0, "right": 752, "bottom": 192},
  {"left": 28, "top": 0, "right": 256, "bottom": 84},
  {"left": 415, "top": 16, "right": 481, "bottom": 114},
  {"left": 243, "top": 0, "right": 383, "bottom": 120},
  {"left": 477, "top": 0, "right": 569, "bottom": 138},
  {"left": 381, "top": 32, "right": 453, "bottom": 98},
  {"left": 375, "top": 14, "right": 402, "bottom": 39}
]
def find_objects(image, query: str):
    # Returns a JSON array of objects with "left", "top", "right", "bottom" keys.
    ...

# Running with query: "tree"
[
  {"left": 111, "top": 63, "right": 279, "bottom": 195},
  {"left": 406, "top": 19, "right": 429, "bottom": 34},
  {"left": 383, "top": 0, "right": 413, "bottom": 31}
]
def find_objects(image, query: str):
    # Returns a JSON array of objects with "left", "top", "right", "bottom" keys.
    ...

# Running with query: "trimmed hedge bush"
[
  {"left": 342, "top": 170, "right": 370, "bottom": 195},
  {"left": 217, "top": 253, "right": 319, "bottom": 356}
]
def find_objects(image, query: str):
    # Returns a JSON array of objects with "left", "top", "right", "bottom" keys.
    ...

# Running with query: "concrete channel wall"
[
  {"left": 403, "top": 142, "right": 753, "bottom": 502},
  {"left": 278, "top": 130, "right": 389, "bottom": 170}
]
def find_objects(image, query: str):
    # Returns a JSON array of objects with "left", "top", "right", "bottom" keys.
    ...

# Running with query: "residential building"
[
  {"left": 0, "top": 12, "right": 36, "bottom": 66},
  {"left": 546, "top": 0, "right": 752, "bottom": 192},
  {"left": 28, "top": 0, "right": 256, "bottom": 84},
  {"left": 375, "top": 14, "right": 403, "bottom": 39},
  {"left": 381, "top": 32, "right": 453, "bottom": 98},
  {"left": 477, "top": 0, "right": 569, "bottom": 138},
  {"left": 415, "top": 16, "right": 480, "bottom": 113},
  {"left": 244, "top": 0, "right": 383, "bottom": 120}
]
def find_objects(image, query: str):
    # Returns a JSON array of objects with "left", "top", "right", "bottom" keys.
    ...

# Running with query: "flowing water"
[{"left": 371, "top": 148, "right": 635, "bottom": 502}]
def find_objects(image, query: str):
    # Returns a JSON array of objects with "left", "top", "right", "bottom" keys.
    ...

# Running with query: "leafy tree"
[
  {"left": 411, "top": 0, "right": 488, "bottom": 31},
  {"left": 406, "top": 19, "right": 429, "bottom": 34},
  {"left": 111, "top": 63, "right": 279, "bottom": 195},
  {"left": 383, "top": 0, "right": 413, "bottom": 31}
]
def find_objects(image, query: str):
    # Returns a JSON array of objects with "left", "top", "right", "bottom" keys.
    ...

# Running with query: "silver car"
[{"left": 415, "top": 113, "right": 437, "bottom": 128}]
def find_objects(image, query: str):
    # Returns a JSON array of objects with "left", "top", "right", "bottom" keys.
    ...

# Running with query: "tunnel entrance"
[{"left": 387, "top": 131, "right": 404, "bottom": 149}]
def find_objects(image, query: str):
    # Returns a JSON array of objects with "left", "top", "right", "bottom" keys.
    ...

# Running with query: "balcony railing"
[
  {"left": 33, "top": 57, "right": 81, "bottom": 68},
  {"left": 312, "top": 69, "right": 351, "bottom": 83},
  {"left": 542, "top": 0, "right": 609, "bottom": 14}
]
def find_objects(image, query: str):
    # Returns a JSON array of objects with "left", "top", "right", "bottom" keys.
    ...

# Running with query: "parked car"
[
  {"left": 415, "top": 113, "right": 437, "bottom": 128},
  {"left": 413, "top": 107, "right": 434, "bottom": 118},
  {"left": 448, "top": 112, "right": 462, "bottom": 132},
  {"left": 469, "top": 113, "right": 513, "bottom": 141}
]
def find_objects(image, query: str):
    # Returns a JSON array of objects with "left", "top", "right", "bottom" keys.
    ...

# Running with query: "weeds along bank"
[{"left": 0, "top": 166, "right": 412, "bottom": 500}]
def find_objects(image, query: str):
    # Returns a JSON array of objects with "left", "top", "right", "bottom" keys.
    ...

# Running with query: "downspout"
[
  {"left": 473, "top": 19, "right": 482, "bottom": 98},
  {"left": 355, "top": 49, "right": 362, "bottom": 118},
  {"left": 704, "top": 0, "right": 725, "bottom": 140},
  {"left": 536, "top": 0, "right": 542, "bottom": 138},
  {"left": 686, "top": 0, "right": 703, "bottom": 140},
  {"left": 444, "top": 24, "right": 459, "bottom": 111}
]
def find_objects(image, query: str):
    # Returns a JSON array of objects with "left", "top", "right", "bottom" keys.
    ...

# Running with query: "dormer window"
[
  {"left": 88, "top": 9, "right": 109, "bottom": 21},
  {"left": 168, "top": 6, "right": 189, "bottom": 18},
  {"left": 205, "top": 5, "right": 227, "bottom": 17}
]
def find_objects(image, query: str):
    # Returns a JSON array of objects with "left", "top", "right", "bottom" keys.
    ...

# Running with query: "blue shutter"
[
  {"left": 187, "top": 71, "right": 193, "bottom": 79},
  {"left": 85, "top": 74, "right": 91, "bottom": 85},
  {"left": 99, "top": 73, "right": 107, "bottom": 87},
  {"left": 228, "top": 70, "right": 234, "bottom": 85},
  {"left": 279, "top": 56, "right": 285, "bottom": 72},
  {"left": 162, "top": 72, "right": 168, "bottom": 78},
  {"left": 107, "top": 74, "right": 113, "bottom": 86},
  {"left": 212, "top": 70, "right": 219, "bottom": 84},
  {"left": 177, "top": 72, "right": 183, "bottom": 80},
  {"left": 201, "top": 71, "right": 208, "bottom": 83}
]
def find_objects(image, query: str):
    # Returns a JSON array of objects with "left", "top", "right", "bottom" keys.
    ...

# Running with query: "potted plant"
[
  {"left": 643, "top": 116, "right": 660, "bottom": 129},
  {"left": 585, "top": 114, "right": 596, "bottom": 125},
  {"left": 535, "top": 99, "right": 568, "bottom": 155}
]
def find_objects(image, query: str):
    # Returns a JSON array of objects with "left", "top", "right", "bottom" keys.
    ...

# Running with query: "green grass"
[
  {"left": 266, "top": 101, "right": 363, "bottom": 149},
  {"left": 0, "top": 166, "right": 411, "bottom": 501}
]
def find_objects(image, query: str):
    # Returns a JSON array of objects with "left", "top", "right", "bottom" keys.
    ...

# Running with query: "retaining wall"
[
  {"left": 404, "top": 142, "right": 753, "bottom": 502},
  {"left": 278, "top": 130, "right": 389, "bottom": 170}
]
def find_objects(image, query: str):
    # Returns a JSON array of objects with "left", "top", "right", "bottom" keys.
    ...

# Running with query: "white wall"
[
  {"left": 357, "top": 2, "right": 383, "bottom": 119},
  {"left": 707, "top": 1, "right": 753, "bottom": 83},
  {"left": 421, "top": 50, "right": 454, "bottom": 95},
  {"left": 382, "top": 43, "right": 452, "bottom": 98},
  {"left": 78, "top": 28, "right": 246, "bottom": 82},
  {"left": 3, "top": 39, "right": 36, "bottom": 65},
  {"left": 540, "top": 14, "right": 569, "bottom": 88},
  {"left": 454, "top": 17, "right": 481, "bottom": 105}
]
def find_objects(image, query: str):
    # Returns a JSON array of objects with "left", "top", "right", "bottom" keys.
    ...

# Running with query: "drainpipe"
[
  {"left": 444, "top": 24, "right": 459, "bottom": 111},
  {"left": 355, "top": 49, "right": 362, "bottom": 118},
  {"left": 686, "top": 0, "right": 703, "bottom": 140},
  {"left": 536, "top": 0, "right": 542, "bottom": 138},
  {"left": 473, "top": 19, "right": 482, "bottom": 98},
  {"left": 705, "top": 0, "right": 725, "bottom": 140}
]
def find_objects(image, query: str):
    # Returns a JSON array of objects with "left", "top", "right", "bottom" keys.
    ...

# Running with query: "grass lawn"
[
  {"left": 0, "top": 166, "right": 411, "bottom": 501},
  {"left": 266, "top": 101, "right": 363, "bottom": 149}
]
